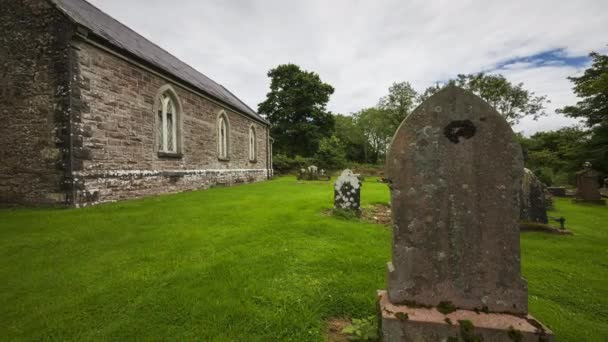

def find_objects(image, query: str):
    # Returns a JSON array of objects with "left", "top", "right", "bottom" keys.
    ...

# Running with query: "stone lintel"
[{"left": 378, "top": 290, "right": 554, "bottom": 342}]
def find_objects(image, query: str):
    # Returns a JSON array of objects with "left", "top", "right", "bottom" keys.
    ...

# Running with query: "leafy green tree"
[
  {"left": 558, "top": 51, "right": 608, "bottom": 174},
  {"left": 378, "top": 82, "right": 419, "bottom": 134},
  {"left": 334, "top": 114, "right": 368, "bottom": 163},
  {"left": 518, "top": 127, "right": 590, "bottom": 185},
  {"left": 422, "top": 73, "right": 548, "bottom": 124},
  {"left": 258, "top": 64, "right": 335, "bottom": 157},
  {"left": 315, "top": 135, "right": 347, "bottom": 170},
  {"left": 354, "top": 107, "right": 395, "bottom": 163},
  {"left": 558, "top": 52, "right": 608, "bottom": 127}
]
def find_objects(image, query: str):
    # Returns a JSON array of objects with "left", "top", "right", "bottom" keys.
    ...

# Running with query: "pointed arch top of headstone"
[{"left": 385, "top": 85, "right": 528, "bottom": 314}]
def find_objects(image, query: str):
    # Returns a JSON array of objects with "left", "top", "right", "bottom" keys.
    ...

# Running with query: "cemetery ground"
[{"left": 1, "top": 177, "right": 606, "bottom": 341}]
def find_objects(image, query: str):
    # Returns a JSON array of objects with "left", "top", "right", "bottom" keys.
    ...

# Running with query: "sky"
[{"left": 88, "top": 0, "right": 608, "bottom": 135}]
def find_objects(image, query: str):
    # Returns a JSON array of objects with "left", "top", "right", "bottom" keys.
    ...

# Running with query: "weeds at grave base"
[
  {"left": 328, "top": 208, "right": 361, "bottom": 220},
  {"left": 326, "top": 318, "right": 352, "bottom": 342},
  {"left": 340, "top": 316, "right": 379, "bottom": 341}
]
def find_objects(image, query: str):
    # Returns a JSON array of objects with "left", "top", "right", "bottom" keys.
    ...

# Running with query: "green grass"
[
  {"left": 523, "top": 198, "right": 608, "bottom": 341},
  {"left": 1, "top": 177, "right": 606, "bottom": 341}
]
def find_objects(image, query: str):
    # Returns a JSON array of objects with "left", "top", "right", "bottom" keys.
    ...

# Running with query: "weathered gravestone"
[
  {"left": 308, "top": 165, "right": 319, "bottom": 180},
  {"left": 319, "top": 169, "right": 331, "bottom": 181},
  {"left": 334, "top": 169, "right": 361, "bottom": 211},
  {"left": 520, "top": 168, "right": 549, "bottom": 224},
  {"left": 378, "top": 86, "right": 554, "bottom": 341},
  {"left": 574, "top": 162, "right": 605, "bottom": 205},
  {"left": 297, "top": 165, "right": 320, "bottom": 181}
]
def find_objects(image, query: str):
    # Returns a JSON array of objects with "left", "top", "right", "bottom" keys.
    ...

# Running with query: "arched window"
[
  {"left": 155, "top": 86, "right": 180, "bottom": 155},
  {"left": 218, "top": 111, "right": 230, "bottom": 159},
  {"left": 248, "top": 125, "right": 257, "bottom": 161}
]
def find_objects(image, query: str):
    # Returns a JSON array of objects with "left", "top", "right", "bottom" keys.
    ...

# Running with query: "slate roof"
[{"left": 49, "top": 0, "right": 268, "bottom": 125}]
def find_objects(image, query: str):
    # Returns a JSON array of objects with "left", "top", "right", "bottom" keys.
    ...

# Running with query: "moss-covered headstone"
[{"left": 378, "top": 86, "right": 554, "bottom": 341}]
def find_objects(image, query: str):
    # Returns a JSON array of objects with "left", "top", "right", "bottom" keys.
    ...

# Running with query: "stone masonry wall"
[
  {"left": 70, "top": 39, "right": 270, "bottom": 205},
  {"left": 0, "top": 0, "right": 73, "bottom": 205}
]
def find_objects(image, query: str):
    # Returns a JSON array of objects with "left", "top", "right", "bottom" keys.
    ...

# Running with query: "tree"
[
  {"left": 378, "top": 82, "right": 419, "bottom": 134},
  {"left": 354, "top": 107, "right": 395, "bottom": 163},
  {"left": 315, "top": 135, "right": 347, "bottom": 170},
  {"left": 258, "top": 64, "right": 335, "bottom": 157},
  {"left": 558, "top": 51, "right": 608, "bottom": 174},
  {"left": 558, "top": 52, "right": 608, "bottom": 127},
  {"left": 422, "top": 73, "right": 548, "bottom": 125},
  {"left": 334, "top": 114, "right": 368, "bottom": 163},
  {"left": 518, "top": 127, "right": 590, "bottom": 185}
]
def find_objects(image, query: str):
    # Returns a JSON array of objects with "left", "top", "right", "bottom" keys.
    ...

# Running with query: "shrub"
[
  {"left": 315, "top": 135, "right": 346, "bottom": 171},
  {"left": 273, "top": 154, "right": 298, "bottom": 174},
  {"left": 533, "top": 167, "right": 554, "bottom": 186},
  {"left": 273, "top": 154, "right": 314, "bottom": 174},
  {"left": 341, "top": 316, "right": 378, "bottom": 341}
]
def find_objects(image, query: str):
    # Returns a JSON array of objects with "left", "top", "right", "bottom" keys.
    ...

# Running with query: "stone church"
[{"left": 1, "top": 0, "right": 273, "bottom": 206}]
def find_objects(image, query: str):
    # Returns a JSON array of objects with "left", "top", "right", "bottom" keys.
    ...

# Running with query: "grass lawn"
[{"left": 1, "top": 177, "right": 606, "bottom": 341}]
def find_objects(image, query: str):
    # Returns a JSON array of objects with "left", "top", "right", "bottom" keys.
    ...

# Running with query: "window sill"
[
  {"left": 158, "top": 151, "right": 183, "bottom": 159},
  {"left": 249, "top": 159, "right": 258, "bottom": 163},
  {"left": 218, "top": 157, "right": 230, "bottom": 162}
]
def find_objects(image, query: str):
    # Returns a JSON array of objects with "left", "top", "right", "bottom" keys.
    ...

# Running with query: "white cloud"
[{"left": 88, "top": 0, "right": 608, "bottom": 135}]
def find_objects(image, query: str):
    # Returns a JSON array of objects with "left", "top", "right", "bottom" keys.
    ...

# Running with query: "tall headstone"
[
  {"left": 574, "top": 162, "right": 605, "bottom": 204},
  {"left": 334, "top": 169, "right": 361, "bottom": 211},
  {"left": 520, "top": 168, "right": 549, "bottom": 224},
  {"left": 378, "top": 86, "right": 554, "bottom": 341}
]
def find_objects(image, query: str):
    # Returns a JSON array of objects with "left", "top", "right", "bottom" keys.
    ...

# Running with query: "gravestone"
[
  {"left": 378, "top": 86, "right": 554, "bottom": 341},
  {"left": 520, "top": 168, "right": 548, "bottom": 224},
  {"left": 319, "top": 169, "right": 330, "bottom": 181},
  {"left": 297, "top": 166, "right": 320, "bottom": 181},
  {"left": 334, "top": 169, "right": 361, "bottom": 211},
  {"left": 308, "top": 165, "right": 319, "bottom": 180},
  {"left": 574, "top": 162, "right": 605, "bottom": 204}
]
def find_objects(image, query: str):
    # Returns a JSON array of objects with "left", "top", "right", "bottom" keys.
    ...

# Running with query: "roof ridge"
[{"left": 49, "top": 0, "right": 268, "bottom": 124}]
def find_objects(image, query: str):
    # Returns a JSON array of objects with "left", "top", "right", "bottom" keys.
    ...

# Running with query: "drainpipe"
[{"left": 267, "top": 129, "right": 274, "bottom": 180}]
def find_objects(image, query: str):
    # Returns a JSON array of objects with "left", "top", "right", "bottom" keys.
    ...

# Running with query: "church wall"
[
  {"left": 69, "top": 39, "right": 271, "bottom": 206},
  {"left": 0, "top": 0, "right": 74, "bottom": 206}
]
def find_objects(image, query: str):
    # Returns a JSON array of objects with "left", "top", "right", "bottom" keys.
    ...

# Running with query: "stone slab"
[
  {"left": 378, "top": 291, "right": 555, "bottom": 342},
  {"left": 385, "top": 86, "right": 527, "bottom": 314}
]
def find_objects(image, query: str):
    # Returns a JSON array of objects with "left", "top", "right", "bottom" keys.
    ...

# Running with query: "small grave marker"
[
  {"left": 334, "top": 169, "right": 361, "bottom": 211},
  {"left": 574, "top": 162, "right": 605, "bottom": 205}
]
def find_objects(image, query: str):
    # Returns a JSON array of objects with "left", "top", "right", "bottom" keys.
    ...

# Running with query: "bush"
[
  {"left": 273, "top": 154, "right": 297, "bottom": 174},
  {"left": 314, "top": 136, "right": 347, "bottom": 171},
  {"left": 533, "top": 167, "right": 554, "bottom": 186},
  {"left": 272, "top": 154, "right": 314, "bottom": 174}
]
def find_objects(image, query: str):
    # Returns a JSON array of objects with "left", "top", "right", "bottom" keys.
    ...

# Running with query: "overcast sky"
[{"left": 89, "top": 0, "right": 607, "bottom": 135}]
